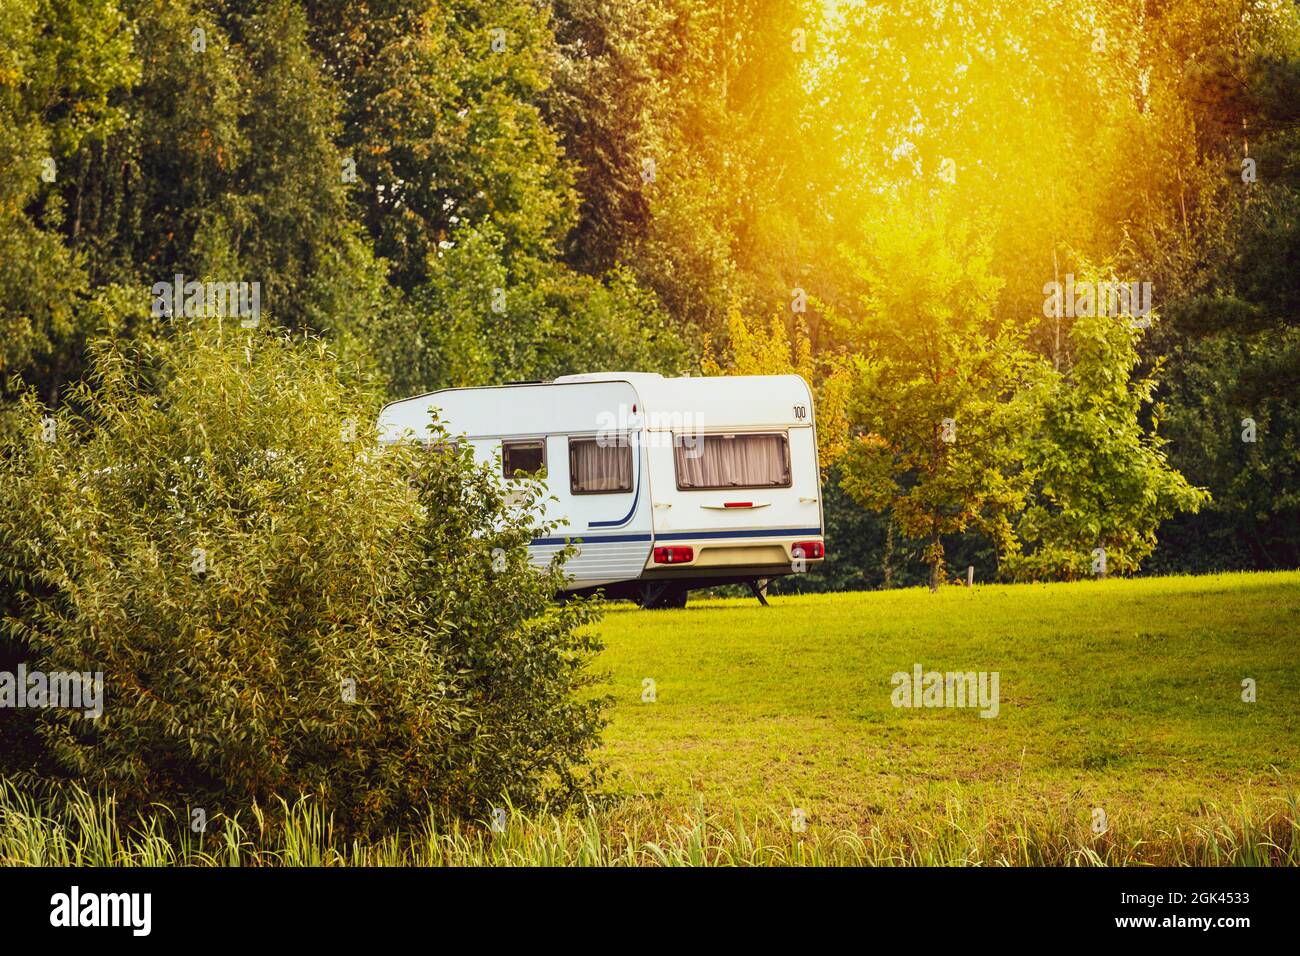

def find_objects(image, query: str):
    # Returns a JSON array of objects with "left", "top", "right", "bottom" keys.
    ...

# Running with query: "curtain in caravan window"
[
  {"left": 674, "top": 433, "right": 790, "bottom": 489},
  {"left": 570, "top": 437, "right": 633, "bottom": 493}
]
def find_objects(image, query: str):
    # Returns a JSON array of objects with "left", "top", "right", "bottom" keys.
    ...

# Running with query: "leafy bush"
[
  {"left": 0, "top": 324, "right": 606, "bottom": 837},
  {"left": 1005, "top": 310, "right": 1209, "bottom": 581}
]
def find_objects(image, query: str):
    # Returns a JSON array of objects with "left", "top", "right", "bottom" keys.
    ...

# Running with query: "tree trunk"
[
  {"left": 928, "top": 529, "right": 941, "bottom": 593},
  {"left": 883, "top": 519, "right": 894, "bottom": 589}
]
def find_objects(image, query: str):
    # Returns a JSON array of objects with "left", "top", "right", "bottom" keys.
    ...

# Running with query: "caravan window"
[
  {"left": 502, "top": 439, "right": 546, "bottom": 478},
  {"left": 674, "top": 432, "right": 791, "bottom": 490},
  {"left": 569, "top": 436, "right": 633, "bottom": 494}
]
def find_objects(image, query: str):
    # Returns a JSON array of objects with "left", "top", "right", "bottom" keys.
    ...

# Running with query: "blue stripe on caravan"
[
  {"left": 529, "top": 527, "right": 824, "bottom": 546},
  {"left": 589, "top": 433, "right": 641, "bottom": 529},
  {"left": 531, "top": 533, "right": 653, "bottom": 546}
]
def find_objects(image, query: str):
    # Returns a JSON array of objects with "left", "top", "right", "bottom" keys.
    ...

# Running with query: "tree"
[
  {"left": 545, "top": 0, "right": 665, "bottom": 274},
  {"left": 303, "top": 0, "right": 577, "bottom": 290},
  {"left": 1007, "top": 307, "right": 1210, "bottom": 580},
  {"left": 1153, "top": 328, "right": 1300, "bottom": 571},
  {"left": 579, "top": 0, "right": 822, "bottom": 336},
  {"left": 0, "top": 0, "right": 136, "bottom": 410},
  {"left": 1147, "top": 13, "right": 1300, "bottom": 568},
  {"left": 834, "top": 205, "right": 1042, "bottom": 591}
]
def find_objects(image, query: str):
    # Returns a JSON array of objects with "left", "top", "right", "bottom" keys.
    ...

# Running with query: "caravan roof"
[
  {"left": 550, "top": 372, "right": 813, "bottom": 431},
  {"left": 379, "top": 372, "right": 815, "bottom": 442}
]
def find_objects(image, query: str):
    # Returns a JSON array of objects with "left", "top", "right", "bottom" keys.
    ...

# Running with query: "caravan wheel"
[
  {"left": 638, "top": 582, "right": 688, "bottom": 610},
  {"left": 660, "top": 585, "right": 688, "bottom": 609}
]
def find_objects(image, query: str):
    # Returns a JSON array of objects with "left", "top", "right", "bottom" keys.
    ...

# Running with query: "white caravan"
[{"left": 377, "top": 372, "right": 825, "bottom": 607}]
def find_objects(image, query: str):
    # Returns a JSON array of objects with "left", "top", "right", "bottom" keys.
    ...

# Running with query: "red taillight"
[
  {"left": 792, "top": 541, "right": 825, "bottom": 560},
  {"left": 723, "top": 501, "right": 753, "bottom": 508},
  {"left": 653, "top": 546, "right": 694, "bottom": 564}
]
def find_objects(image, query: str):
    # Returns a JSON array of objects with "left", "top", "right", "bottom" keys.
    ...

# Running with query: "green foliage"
[
  {"left": 834, "top": 207, "right": 1043, "bottom": 589},
  {"left": 546, "top": 0, "right": 665, "bottom": 273},
  {"left": 309, "top": 0, "right": 577, "bottom": 289},
  {"left": 363, "top": 222, "right": 693, "bottom": 395},
  {"left": 1148, "top": 14, "right": 1300, "bottom": 568},
  {"left": 1007, "top": 309, "right": 1210, "bottom": 581},
  {"left": 3, "top": 0, "right": 691, "bottom": 426},
  {"left": 1153, "top": 327, "right": 1300, "bottom": 571},
  {"left": 0, "top": 0, "right": 135, "bottom": 399},
  {"left": 81, "top": 0, "right": 377, "bottom": 333},
  {"left": 771, "top": 467, "right": 1011, "bottom": 594},
  {"left": 0, "top": 325, "right": 607, "bottom": 836},
  {"left": 2, "top": 0, "right": 1297, "bottom": 618}
]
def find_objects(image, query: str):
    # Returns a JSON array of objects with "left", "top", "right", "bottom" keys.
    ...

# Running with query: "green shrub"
[{"left": 0, "top": 323, "right": 606, "bottom": 837}]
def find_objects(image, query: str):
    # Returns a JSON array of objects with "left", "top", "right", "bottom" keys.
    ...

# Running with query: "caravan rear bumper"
[
  {"left": 641, "top": 530, "right": 824, "bottom": 580},
  {"left": 528, "top": 528, "right": 824, "bottom": 592}
]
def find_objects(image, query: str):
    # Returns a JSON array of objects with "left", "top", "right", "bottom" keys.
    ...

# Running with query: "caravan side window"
[
  {"left": 502, "top": 439, "right": 546, "bottom": 478},
  {"left": 569, "top": 436, "right": 633, "bottom": 494},
  {"left": 674, "top": 432, "right": 791, "bottom": 490}
]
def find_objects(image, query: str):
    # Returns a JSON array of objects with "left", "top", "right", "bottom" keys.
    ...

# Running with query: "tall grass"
[{"left": 2, "top": 781, "right": 1297, "bottom": 866}]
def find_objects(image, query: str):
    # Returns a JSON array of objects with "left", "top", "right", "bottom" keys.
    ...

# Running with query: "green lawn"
[
  {"left": 592, "top": 572, "right": 1300, "bottom": 839},
  {"left": 4, "top": 572, "right": 1296, "bottom": 865}
]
